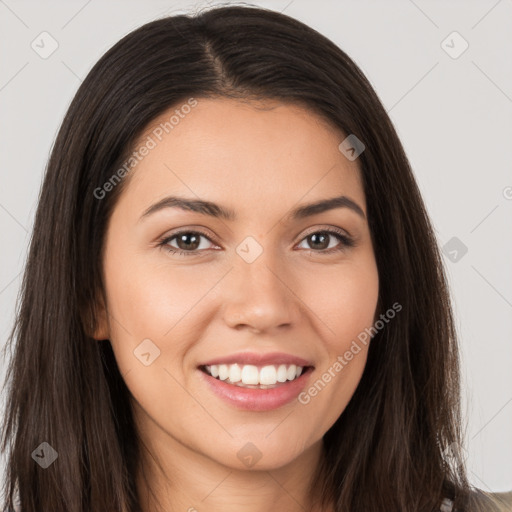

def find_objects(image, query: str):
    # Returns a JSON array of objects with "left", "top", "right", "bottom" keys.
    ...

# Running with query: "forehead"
[{"left": 121, "top": 97, "right": 365, "bottom": 218}]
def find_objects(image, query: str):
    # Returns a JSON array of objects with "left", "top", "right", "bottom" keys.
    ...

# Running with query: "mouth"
[
  {"left": 198, "top": 363, "right": 315, "bottom": 389},
  {"left": 196, "top": 352, "right": 316, "bottom": 411}
]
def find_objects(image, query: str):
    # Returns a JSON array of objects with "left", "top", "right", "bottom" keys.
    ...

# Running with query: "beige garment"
[
  {"left": 473, "top": 490, "right": 512, "bottom": 511},
  {"left": 439, "top": 490, "right": 512, "bottom": 512}
]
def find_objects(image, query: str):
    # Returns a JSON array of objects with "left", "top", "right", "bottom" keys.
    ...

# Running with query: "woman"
[{"left": 1, "top": 4, "right": 510, "bottom": 512}]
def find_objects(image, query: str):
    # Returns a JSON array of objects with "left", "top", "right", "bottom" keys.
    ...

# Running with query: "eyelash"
[{"left": 158, "top": 227, "right": 355, "bottom": 257}]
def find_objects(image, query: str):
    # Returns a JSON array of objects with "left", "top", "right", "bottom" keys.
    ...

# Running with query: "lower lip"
[{"left": 198, "top": 367, "right": 314, "bottom": 411}]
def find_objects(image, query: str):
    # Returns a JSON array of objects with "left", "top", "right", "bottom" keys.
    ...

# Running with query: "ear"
[
  {"left": 87, "top": 290, "right": 110, "bottom": 341},
  {"left": 372, "top": 294, "right": 383, "bottom": 325}
]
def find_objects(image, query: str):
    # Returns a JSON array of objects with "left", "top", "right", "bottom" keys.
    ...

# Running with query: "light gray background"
[{"left": 1, "top": 0, "right": 511, "bottom": 493}]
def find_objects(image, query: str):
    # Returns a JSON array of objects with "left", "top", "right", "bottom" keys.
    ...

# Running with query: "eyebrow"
[{"left": 140, "top": 194, "right": 366, "bottom": 222}]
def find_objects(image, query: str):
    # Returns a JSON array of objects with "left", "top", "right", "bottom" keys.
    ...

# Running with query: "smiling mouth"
[{"left": 199, "top": 363, "right": 314, "bottom": 389}]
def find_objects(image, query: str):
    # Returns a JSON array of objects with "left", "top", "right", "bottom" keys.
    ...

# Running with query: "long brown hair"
[{"left": 0, "top": 4, "right": 498, "bottom": 511}]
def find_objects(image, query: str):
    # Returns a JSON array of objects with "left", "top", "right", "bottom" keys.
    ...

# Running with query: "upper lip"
[{"left": 199, "top": 352, "right": 314, "bottom": 368}]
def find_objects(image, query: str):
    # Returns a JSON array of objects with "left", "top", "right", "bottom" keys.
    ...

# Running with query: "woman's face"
[{"left": 95, "top": 97, "right": 379, "bottom": 473}]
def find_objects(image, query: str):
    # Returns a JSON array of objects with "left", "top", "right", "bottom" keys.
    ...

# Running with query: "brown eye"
[
  {"left": 306, "top": 232, "right": 331, "bottom": 250},
  {"left": 174, "top": 232, "right": 202, "bottom": 251},
  {"left": 297, "top": 229, "right": 355, "bottom": 254},
  {"left": 159, "top": 230, "right": 216, "bottom": 257}
]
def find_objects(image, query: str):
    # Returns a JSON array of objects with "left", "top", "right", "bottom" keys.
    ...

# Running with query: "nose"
[{"left": 221, "top": 248, "right": 302, "bottom": 333}]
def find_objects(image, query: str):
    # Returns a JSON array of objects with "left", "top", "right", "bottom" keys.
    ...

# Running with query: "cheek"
[
  {"left": 299, "top": 255, "right": 379, "bottom": 348},
  {"left": 101, "top": 244, "right": 201, "bottom": 370},
  {"left": 104, "top": 241, "right": 214, "bottom": 332},
  {"left": 299, "top": 329, "right": 370, "bottom": 437},
  {"left": 296, "top": 257, "right": 378, "bottom": 424},
  {"left": 101, "top": 250, "right": 210, "bottom": 428}
]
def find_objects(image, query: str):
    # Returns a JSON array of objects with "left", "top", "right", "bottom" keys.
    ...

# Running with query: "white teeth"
[
  {"left": 241, "top": 365, "right": 259, "bottom": 385},
  {"left": 259, "top": 365, "right": 277, "bottom": 385},
  {"left": 276, "top": 364, "right": 288, "bottom": 382},
  {"left": 228, "top": 363, "right": 241, "bottom": 383},
  {"left": 286, "top": 364, "right": 297, "bottom": 380},
  {"left": 203, "top": 363, "right": 306, "bottom": 386},
  {"left": 218, "top": 364, "right": 229, "bottom": 381}
]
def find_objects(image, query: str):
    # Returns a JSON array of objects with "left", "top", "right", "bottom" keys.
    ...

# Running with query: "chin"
[{"left": 207, "top": 436, "right": 317, "bottom": 472}]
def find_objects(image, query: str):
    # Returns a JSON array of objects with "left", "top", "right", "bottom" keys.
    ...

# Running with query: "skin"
[{"left": 93, "top": 97, "right": 379, "bottom": 512}]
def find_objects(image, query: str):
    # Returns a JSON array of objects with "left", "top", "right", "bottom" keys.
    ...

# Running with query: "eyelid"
[
  {"left": 157, "top": 226, "right": 217, "bottom": 243},
  {"left": 299, "top": 224, "right": 352, "bottom": 240}
]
